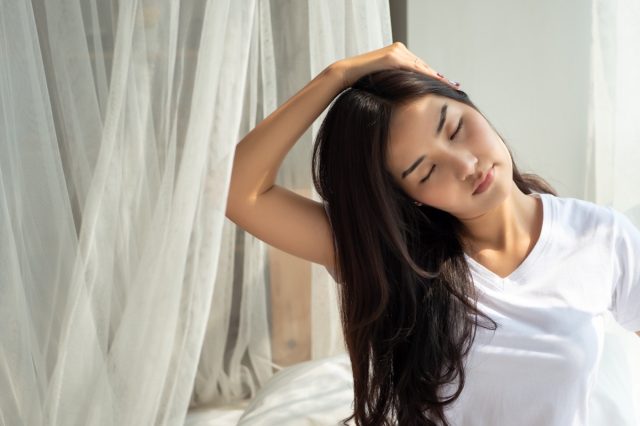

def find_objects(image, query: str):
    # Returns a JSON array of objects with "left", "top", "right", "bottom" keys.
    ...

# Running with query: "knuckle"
[{"left": 389, "top": 42, "right": 404, "bottom": 55}]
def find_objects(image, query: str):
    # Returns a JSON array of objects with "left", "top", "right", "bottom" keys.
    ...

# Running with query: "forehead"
[
  {"left": 387, "top": 94, "right": 447, "bottom": 167},
  {"left": 389, "top": 93, "right": 451, "bottom": 137}
]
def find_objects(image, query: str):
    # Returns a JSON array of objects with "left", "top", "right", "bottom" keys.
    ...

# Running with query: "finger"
[
  {"left": 416, "top": 60, "right": 437, "bottom": 79},
  {"left": 442, "top": 74, "right": 461, "bottom": 88},
  {"left": 413, "top": 57, "right": 444, "bottom": 80},
  {"left": 421, "top": 61, "right": 460, "bottom": 88},
  {"left": 429, "top": 65, "right": 462, "bottom": 89},
  {"left": 407, "top": 53, "right": 461, "bottom": 89},
  {"left": 447, "top": 78, "right": 462, "bottom": 89}
]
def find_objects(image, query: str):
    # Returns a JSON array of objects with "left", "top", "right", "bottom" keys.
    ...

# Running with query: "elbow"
[{"left": 225, "top": 191, "right": 258, "bottom": 221}]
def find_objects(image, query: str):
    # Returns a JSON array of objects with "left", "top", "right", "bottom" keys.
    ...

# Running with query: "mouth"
[{"left": 472, "top": 165, "right": 495, "bottom": 195}]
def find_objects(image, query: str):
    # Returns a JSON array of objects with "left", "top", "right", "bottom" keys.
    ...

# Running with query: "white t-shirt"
[
  {"left": 325, "top": 192, "right": 640, "bottom": 425},
  {"left": 432, "top": 192, "right": 640, "bottom": 425}
]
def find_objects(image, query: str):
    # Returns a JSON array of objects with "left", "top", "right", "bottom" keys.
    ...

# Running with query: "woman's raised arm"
[{"left": 225, "top": 42, "right": 454, "bottom": 271}]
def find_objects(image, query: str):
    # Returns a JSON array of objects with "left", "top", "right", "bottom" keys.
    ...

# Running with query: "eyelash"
[{"left": 419, "top": 117, "right": 464, "bottom": 184}]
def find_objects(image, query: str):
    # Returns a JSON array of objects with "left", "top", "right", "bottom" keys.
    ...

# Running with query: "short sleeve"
[{"left": 609, "top": 207, "right": 640, "bottom": 332}]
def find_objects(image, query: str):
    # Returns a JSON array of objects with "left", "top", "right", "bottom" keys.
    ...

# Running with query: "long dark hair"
[{"left": 311, "top": 69, "right": 557, "bottom": 425}]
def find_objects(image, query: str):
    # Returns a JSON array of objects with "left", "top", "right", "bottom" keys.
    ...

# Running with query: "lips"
[{"left": 473, "top": 165, "right": 495, "bottom": 195}]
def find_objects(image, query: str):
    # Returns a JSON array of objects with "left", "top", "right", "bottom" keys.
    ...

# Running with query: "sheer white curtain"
[
  {"left": 588, "top": 0, "right": 640, "bottom": 226},
  {"left": 588, "top": 0, "right": 640, "bottom": 422},
  {"left": 0, "top": 0, "right": 390, "bottom": 424}
]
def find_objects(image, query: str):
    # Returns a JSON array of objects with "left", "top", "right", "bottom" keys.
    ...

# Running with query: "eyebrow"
[
  {"left": 401, "top": 154, "right": 425, "bottom": 179},
  {"left": 401, "top": 103, "right": 448, "bottom": 179},
  {"left": 436, "top": 103, "right": 448, "bottom": 135}
]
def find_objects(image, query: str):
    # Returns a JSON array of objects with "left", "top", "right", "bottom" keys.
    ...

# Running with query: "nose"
[{"left": 452, "top": 151, "right": 481, "bottom": 182}]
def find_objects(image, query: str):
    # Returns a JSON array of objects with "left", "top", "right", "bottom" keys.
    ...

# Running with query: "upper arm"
[{"left": 225, "top": 185, "right": 336, "bottom": 272}]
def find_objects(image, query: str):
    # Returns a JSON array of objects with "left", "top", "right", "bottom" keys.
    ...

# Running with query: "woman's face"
[{"left": 385, "top": 94, "right": 513, "bottom": 220}]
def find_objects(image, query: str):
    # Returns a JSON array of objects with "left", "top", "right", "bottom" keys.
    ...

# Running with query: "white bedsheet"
[{"left": 185, "top": 312, "right": 640, "bottom": 425}]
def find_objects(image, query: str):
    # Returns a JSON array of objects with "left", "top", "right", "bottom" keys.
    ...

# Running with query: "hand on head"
[{"left": 332, "top": 42, "right": 460, "bottom": 91}]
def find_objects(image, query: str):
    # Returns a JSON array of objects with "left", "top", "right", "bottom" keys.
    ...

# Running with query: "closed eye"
[
  {"left": 450, "top": 117, "right": 463, "bottom": 140},
  {"left": 420, "top": 117, "right": 463, "bottom": 184},
  {"left": 419, "top": 165, "right": 435, "bottom": 183}
]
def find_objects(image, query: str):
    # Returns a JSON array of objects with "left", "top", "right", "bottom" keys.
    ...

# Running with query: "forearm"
[{"left": 226, "top": 64, "right": 345, "bottom": 208}]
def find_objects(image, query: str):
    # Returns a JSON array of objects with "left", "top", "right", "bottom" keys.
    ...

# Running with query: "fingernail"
[
  {"left": 437, "top": 72, "right": 444, "bottom": 78},
  {"left": 448, "top": 78, "right": 460, "bottom": 86}
]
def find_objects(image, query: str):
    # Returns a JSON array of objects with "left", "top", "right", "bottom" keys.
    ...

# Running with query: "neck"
[{"left": 458, "top": 181, "right": 540, "bottom": 257}]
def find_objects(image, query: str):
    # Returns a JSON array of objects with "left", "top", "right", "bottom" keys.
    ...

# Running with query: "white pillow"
[{"left": 237, "top": 352, "right": 355, "bottom": 426}]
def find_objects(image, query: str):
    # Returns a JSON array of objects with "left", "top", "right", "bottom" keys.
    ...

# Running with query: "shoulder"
[
  {"left": 543, "top": 192, "right": 610, "bottom": 215},
  {"left": 544, "top": 193, "right": 640, "bottom": 246},
  {"left": 543, "top": 193, "right": 616, "bottom": 228},
  {"left": 557, "top": 196, "right": 639, "bottom": 233}
]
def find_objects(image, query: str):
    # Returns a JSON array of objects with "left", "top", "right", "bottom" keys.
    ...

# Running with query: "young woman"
[{"left": 225, "top": 42, "right": 640, "bottom": 425}]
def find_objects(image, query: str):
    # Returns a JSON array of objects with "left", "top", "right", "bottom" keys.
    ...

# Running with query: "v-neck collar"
[{"left": 463, "top": 192, "right": 553, "bottom": 291}]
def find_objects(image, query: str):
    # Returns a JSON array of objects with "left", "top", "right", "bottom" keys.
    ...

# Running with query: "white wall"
[{"left": 403, "top": 0, "right": 592, "bottom": 198}]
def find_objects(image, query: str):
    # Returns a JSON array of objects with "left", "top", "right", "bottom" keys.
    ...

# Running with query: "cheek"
[
  {"left": 467, "top": 117, "right": 497, "bottom": 145},
  {"left": 494, "top": 139, "right": 513, "bottom": 169},
  {"left": 421, "top": 185, "right": 457, "bottom": 208},
  {"left": 501, "top": 140, "right": 512, "bottom": 160}
]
